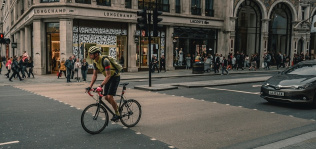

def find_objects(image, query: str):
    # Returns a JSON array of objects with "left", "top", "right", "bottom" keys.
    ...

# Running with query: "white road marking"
[
  {"left": 255, "top": 131, "right": 316, "bottom": 149},
  {"left": 168, "top": 146, "right": 175, "bottom": 148},
  {"left": 0, "top": 141, "right": 19, "bottom": 146},
  {"left": 150, "top": 138, "right": 156, "bottom": 141},
  {"left": 136, "top": 132, "right": 141, "bottom": 135},
  {"left": 252, "top": 85, "right": 262, "bottom": 87},
  {"left": 205, "top": 87, "right": 260, "bottom": 95}
]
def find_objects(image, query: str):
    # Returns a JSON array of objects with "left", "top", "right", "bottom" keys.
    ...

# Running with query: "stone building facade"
[{"left": 0, "top": 0, "right": 315, "bottom": 75}]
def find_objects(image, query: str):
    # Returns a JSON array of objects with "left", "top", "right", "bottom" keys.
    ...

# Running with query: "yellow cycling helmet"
[{"left": 88, "top": 46, "right": 101, "bottom": 54}]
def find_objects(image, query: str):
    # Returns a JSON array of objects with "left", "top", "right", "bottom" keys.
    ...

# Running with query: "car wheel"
[{"left": 313, "top": 94, "right": 316, "bottom": 108}]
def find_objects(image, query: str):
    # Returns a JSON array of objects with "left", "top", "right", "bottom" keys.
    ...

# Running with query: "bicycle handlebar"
[{"left": 86, "top": 88, "right": 103, "bottom": 97}]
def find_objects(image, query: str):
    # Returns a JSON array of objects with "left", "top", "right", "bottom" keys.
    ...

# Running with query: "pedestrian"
[
  {"left": 27, "top": 57, "right": 34, "bottom": 78},
  {"left": 9, "top": 57, "right": 23, "bottom": 82},
  {"left": 185, "top": 54, "right": 191, "bottom": 69},
  {"left": 160, "top": 55, "right": 166, "bottom": 72},
  {"left": 249, "top": 54, "right": 257, "bottom": 71},
  {"left": 74, "top": 58, "right": 81, "bottom": 82},
  {"left": 151, "top": 55, "right": 159, "bottom": 73},
  {"left": 58, "top": 58, "right": 67, "bottom": 79},
  {"left": 5, "top": 57, "right": 12, "bottom": 78},
  {"left": 232, "top": 56, "right": 236, "bottom": 70},
  {"left": 81, "top": 59, "right": 88, "bottom": 81},
  {"left": 71, "top": 55, "right": 76, "bottom": 79},
  {"left": 65, "top": 56, "right": 74, "bottom": 83},
  {"left": 221, "top": 57, "right": 229, "bottom": 75},
  {"left": 21, "top": 55, "right": 29, "bottom": 78}
]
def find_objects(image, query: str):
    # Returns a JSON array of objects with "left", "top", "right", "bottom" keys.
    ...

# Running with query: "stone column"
[
  {"left": 166, "top": 26, "right": 175, "bottom": 70},
  {"left": 183, "top": 0, "right": 190, "bottom": 15},
  {"left": 15, "top": 32, "right": 20, "bottom": 56},
  {"left": 25, "top": 25, "right": 32, "bottom": 56},
  {"left": 33, "top": 19, "right": 46, "bottom": 75},
  {"left": 60, "top": 19, "right": 73, "bottom": 61},
  {"left": 127, "top": 23, "right": 138, "bottom": 72},
  {"left": 20, "top": 29, "right": 25, "bottom": 55},
  {"left": 170, "top": 0, "right": 175, "bottom": 13}
]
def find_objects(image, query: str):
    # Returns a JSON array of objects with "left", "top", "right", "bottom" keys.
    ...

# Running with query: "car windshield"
[{"left": 283, "top": 64, "right": 316, "bottom": 76}]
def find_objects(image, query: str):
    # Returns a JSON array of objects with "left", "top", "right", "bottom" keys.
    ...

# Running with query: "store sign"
[
  {"left": 11, "top": 43, "right": 17, "bottom": 48},
  {"left": 104, "top": 12, "right": 135, "bottom": 18},
  {"left": 190, "top": 19, "right": 209, "bottom": 25},
  {"left": 34, "top": 8, "right": 67, "bottom": 14}
]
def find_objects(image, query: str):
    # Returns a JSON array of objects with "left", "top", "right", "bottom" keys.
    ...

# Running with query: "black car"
[{"left": 260, "top": 60, "right": 316, "bottom": 106}]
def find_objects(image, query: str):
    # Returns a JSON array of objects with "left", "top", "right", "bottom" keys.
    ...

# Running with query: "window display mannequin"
[{"left": 178, "top": 48, "right": 183, "bottom": 66}]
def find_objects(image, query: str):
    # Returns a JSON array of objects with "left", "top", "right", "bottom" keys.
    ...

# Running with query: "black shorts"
[{"left": 103, "top": 76, "right": 120, "bottom": 96}]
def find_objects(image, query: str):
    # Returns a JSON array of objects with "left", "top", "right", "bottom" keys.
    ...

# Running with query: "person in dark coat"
[
  {"left": 160, "top": 55, "right": 166, "bottom": 72},
  {"left": 65, "top": 56, "right": 74, "bottom": 83},
  {"left": 9, "top": 57, "right": 23, "bottom": 82}
]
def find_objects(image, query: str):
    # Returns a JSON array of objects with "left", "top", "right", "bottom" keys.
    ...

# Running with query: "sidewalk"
[{"left": 0, "top": 67, "right": 282, "bottom": 88}]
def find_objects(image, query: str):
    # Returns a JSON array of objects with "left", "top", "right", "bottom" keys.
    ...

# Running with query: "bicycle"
[{"left": 81, "top": 83, "right": 142, "bottom": 134}]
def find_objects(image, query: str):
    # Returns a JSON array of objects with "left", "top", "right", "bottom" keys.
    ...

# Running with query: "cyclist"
[{"left": 86, "top": 46, "right": 121, "bottom": 121}]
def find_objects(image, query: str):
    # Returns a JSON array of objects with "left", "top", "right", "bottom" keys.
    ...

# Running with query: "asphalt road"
[
  {"left": 2, "top": 71, "right": 316, "bottom": 149},
  {"left": 0, "top": 86, "right": 172, "bottom": 149}
]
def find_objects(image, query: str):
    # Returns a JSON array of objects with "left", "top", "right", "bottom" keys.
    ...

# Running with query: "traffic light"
[
  {"left": 0, "top": 33, "right": 4, "bottom": 44},
  {"left": 137, "top": 9, "right": 148, "bottom": 35},
  {"left": 153, "top": 9, "right": 163, "bottom": 37},
  {"left": 4, "top": 38, "right": 10, "bottom": 44}
]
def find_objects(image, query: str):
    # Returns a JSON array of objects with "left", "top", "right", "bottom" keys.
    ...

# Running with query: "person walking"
[
  {"left": 151, "top": 56, "right": 159, "bottom": 73},
  {"left": 5, "top": 57, "right": 12, "bottom": 78},
  {"left": 221, "top": 57, "right": 229, "bottom": 75},
  {"left": 65, "top": 56, "right": 74, "bottom": 83},
  {"left": 58, "top": 58, "right": 67, "bottom": 79},
  {"left": 81, "top": 59, "right": 88, "bottom": 81},
  {"left": 9, "top": 57, "right": 23, "bottom": 82},
  {"left": 74, "top": 58, "right": 82, "bottom": 82},
  {"left": 160, "top": 55, "right": 166, "bottom": 72},
  {"left": 27, "top": 57, "right": 34, "bottom": 78},
  {"left": 71, "top": 55, "right": 76, "bottom": 79}
]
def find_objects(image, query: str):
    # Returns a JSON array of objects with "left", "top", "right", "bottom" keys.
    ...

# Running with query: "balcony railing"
[
  {"left": 75, "top": 0, "right": 91, "bottom": 4},
  {"left": 205, "top": 9, "right": 214, "bottom": 17},
  {"left": 191, "top": 7, "right": 201, "bottom": 15},
  {"left": 97, "top": 0, "right": 111, "bottom": 6},
  {"left": 138, "top": 3, "right": 170, "bottom": 12},
  {"left": 41, "top": 0, "right": 59, "bottom": 3}
]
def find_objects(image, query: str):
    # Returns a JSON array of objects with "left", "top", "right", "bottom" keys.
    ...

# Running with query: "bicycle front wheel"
[
  {"left": 120, "top": 99, "right": 142, "bottom": 127},
  {"left": 81, "top": 104, "right": 109, "bottom": 134}
]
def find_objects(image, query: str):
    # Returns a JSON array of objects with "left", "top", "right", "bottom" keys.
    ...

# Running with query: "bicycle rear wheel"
[
  {"left": 120, "top": 99, "right": 142, "bottom": 127},
  {"left": 81, "top": 104, "right": 109, "bottom": 134}
]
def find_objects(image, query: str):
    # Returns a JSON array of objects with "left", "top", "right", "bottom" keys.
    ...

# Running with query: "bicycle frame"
[{"left": 87, "top": 85, "right": 127, "bottom": 117}]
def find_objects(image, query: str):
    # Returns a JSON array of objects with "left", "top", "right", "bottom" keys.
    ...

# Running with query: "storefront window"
[
  {"left": 75, "top": 0, "right": 91, "bottom": 4},
  {"left": 173, "top": 27, "right": 217, "bottom": 68},
  {"left": 73, "top": 20, "right": 127, "bottom": 70},
  {"left": 136, "top": 31, "right": 163, "bottom": 69},
  {"left": 97, "top": 0, "right": 111, "bottom": 6},
  {"left": 41, "top": 0, "right": 59, "bottom": 2},
  {"left": 46, "top": 23, "right": 60, "bottom": 74}
]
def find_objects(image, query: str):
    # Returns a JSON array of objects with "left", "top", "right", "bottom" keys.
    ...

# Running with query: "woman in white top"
[{"left": 74, "top": 58, "right": 82, "bottom": 82}]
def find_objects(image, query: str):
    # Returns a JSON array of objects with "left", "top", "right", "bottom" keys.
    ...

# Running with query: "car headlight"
[
  {"left": 263, "top": 82, "right": 269, "bottom": 87},
  {"left": 296, "top": 83, "right": 313, "bottom": 89}
]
